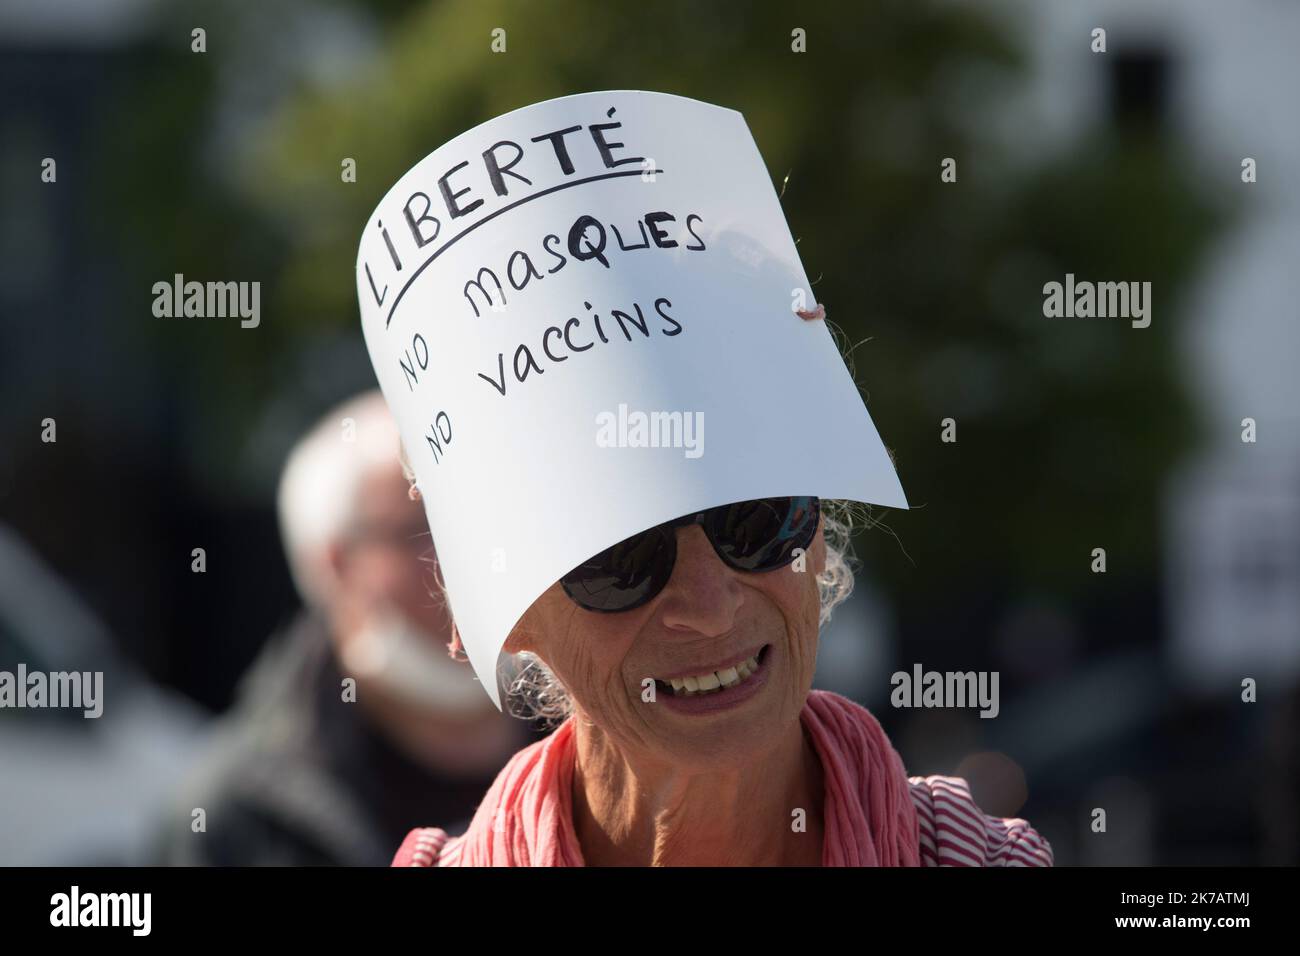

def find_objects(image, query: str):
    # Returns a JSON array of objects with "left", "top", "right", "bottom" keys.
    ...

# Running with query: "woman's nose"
[{"left": 656, "top": 524, "right": 744, "bottom": 637}]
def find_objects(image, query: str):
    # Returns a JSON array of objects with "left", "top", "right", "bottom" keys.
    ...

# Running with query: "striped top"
[
  {"left": 907, "top": 775, "right": 1053, "bottom": 867},
  {"left": 393, "top": 773, "right": 1053, "bottom": 867}
]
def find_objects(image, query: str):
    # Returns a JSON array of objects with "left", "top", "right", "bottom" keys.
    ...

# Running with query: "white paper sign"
[{"left": 357, "top": 90, "right": 907, "bottom": 708}]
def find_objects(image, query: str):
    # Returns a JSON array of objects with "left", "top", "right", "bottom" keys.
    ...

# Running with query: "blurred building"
[
  {"left": 1001, "top": 0, "right": 1300, "bottom": 864},
  {"left": 991, "top": 0, "right": 1300, "bottom": 694}
]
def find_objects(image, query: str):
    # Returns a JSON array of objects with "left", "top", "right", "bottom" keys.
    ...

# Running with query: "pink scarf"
[{"left": 445, "top": 689, "right": 921, "bottom": 866}]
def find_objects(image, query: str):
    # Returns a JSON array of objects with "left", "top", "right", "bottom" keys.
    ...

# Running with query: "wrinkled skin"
[{"left": 504, "top": 520, "right": 828, "bottom": 865}]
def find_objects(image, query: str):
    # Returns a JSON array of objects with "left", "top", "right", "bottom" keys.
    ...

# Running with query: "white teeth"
[{"left": 664, "top": 651, "right": 765, "bottom": 696}]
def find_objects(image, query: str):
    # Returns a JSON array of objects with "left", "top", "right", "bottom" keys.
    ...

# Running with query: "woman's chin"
[{"left": 646, "top": 672, "right": 801, "bottom": 766}]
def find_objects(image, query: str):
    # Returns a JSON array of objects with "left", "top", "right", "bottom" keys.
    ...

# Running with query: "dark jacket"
[{"left": 151, "top": 612, "right": 506, "bottom": 866}]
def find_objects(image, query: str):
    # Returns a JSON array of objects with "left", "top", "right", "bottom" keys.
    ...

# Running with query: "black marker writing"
[
  {"left": 477, "top": 294, "right": 682, "bottom": 397},
  {"left": 461, "top": 211, "right": 706, "bottom": 318}
]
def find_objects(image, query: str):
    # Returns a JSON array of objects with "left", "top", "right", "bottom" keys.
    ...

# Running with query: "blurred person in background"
[{"left": 152, "top": 391, "right": 527, "bottom": 866}]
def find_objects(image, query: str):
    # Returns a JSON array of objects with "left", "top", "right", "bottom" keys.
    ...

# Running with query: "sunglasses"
[{"left": 560, "top": 496, "right": 821, "bottom": 613}]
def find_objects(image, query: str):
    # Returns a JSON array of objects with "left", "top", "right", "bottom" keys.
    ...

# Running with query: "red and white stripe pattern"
[
  {"left": 400, "top": 827, "right": 450, "bottom": 867},
  {"left": 393, "top": 774, "right": 1052, "bottom": 867},
  {"left": 908, "top": 774, "right": 1054, "bottom": 867}
]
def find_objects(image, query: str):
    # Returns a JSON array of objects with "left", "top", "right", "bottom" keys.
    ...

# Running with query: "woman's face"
[{"left": 506, "top": 519, "right": 827, "bottom": 774}]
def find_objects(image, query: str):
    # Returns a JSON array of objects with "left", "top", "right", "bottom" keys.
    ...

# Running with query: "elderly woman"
[{"left": 391, "top": 377, "right": 1053, "bottom": 867}]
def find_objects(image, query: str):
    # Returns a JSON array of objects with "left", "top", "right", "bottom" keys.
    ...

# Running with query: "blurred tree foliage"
[{"left": 99, "top": 0, "right": 1222, "bottom": 607}]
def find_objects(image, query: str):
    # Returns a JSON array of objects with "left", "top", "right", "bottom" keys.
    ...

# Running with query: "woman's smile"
[{"left": 653, "top": 643, "right": 773, "bottom": 715}]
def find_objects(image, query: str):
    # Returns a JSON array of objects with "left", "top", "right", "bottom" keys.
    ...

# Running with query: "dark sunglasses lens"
[
  {"left": 560, "top": 527, "right": 674, "bottom": 612},
  {"left": 706, "top": 496, "right": 820, "bottom": 571}
]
